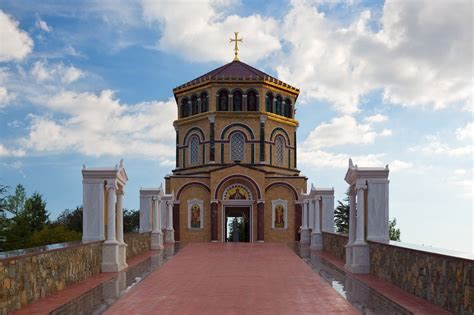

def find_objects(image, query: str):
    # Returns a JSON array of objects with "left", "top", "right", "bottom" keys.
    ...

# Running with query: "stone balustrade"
[
  {"left": 0, "top": 231, "right": 154, "bottom": 314},
  {"left": 321, "top": 232, "right": 474, "bottom": 314}
]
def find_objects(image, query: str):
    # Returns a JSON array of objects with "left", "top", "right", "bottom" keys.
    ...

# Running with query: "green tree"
[
  {"left": 123, "top": 209, "right": 139, "bottom": 233},
  {"left": 28, "top": 225, "right": 81, "bottom": 247},
  {"left": 56, "top": 206, "right": 83, "bottom": 233},
  {"left": 389, "top": 218, "right": 401, "bottom": 241},
  {"left": 5, "top": 184, "right": 26, "bottom": 215},
  {"left": 0, "top": 184, "right": 9, "bottom": 214},
  {"left": 22, "top": 192, "right": 49, "bottom": 232},
  {"left": 334, "top": 194, "right": 349, "bottom": 234}
]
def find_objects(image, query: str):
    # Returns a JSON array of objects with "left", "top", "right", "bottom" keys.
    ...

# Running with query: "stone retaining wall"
[
  {"left": 0, "top": 241, "right": 102, "bottom": 315},
  {"left": 369, "top": 240, "right": 474, "bottom": 315},
  {"left": 322, "top": 231, "right": 348, "bottom": 261},
  {"left": 124, "top": 232, "right": 151, "bottom": 261}
]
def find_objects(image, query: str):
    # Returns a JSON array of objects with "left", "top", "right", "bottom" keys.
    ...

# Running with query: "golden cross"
[{"left": 230, "top": 32, "right": 243, "bottom": 61}]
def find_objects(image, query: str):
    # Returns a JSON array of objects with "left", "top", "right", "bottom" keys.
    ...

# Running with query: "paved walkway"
[{"left": 105, "top": 243, "right": 358, "bottom": 315}]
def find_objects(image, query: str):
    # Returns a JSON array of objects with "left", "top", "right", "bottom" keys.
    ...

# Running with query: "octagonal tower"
[{"left": 165, "top": 57, "right": 307, "bottom": 244}]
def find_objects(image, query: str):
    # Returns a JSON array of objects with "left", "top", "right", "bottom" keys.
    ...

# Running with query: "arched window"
[
  {"left": 191, "top": 95, "right": 199, "bottom": 115},
  {"left": 218, "top": 90, "right": 228, "bottom": 111},
  {"left": 275, "top": 136, "right": 285, "bottom": 164},
  {"left": 230, "top": 132, "right": 245, "bottom": 162},
  {"left": 181, "top": 98, "right": 189, "bottom": 118},
  {"left": 265, "top": 93, "right": 273, "bottom": 113},
  {"left": 275, "top": 96, "right": 283, "bottom": 116},
  {"left": 247, "top": 90, "right": 258, "bottom": 111},
  {"left": 189, "top": 136, "right": 199, "bottom": 164},
  {"left": 200, "top": 92, "right": 208, "bottom": 113},
  {"left": 232, "top": 91, "right": 242, "bottom": 111},
  {"left": 284, "top": 98, "right": 292, "bottom": 118}
]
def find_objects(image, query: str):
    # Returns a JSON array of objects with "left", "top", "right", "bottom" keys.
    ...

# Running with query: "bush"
[{"left": 28, "top": 225, "right": 82, "bottom": 247}]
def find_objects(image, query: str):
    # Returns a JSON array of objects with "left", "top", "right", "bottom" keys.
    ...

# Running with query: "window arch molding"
[
  {"left": 181, "top": 97, "right": 190, "bottom": 118},
  {"left": 246, "top": 89, "right": 259, "bottom": 111},
  {"left": 216, "top": 88, "right": 230, "bottom": 111},
  {"left": 231, "top": 89, "right": 243, "bottom": 112},
  {"left": 270, "top": 127, "right": 291, "bottom": 146},
  {"left": 265, "top": 92, "right": 274, "bottom": 113},
  {"left": 220, "top": 122, "right": 255, "bottom": 140},
  {"left": 200, "top": 91, "right": 208, "bottom": 113},
  {"left": 183, "top": 127, "right": 205, "bottom": 146}
]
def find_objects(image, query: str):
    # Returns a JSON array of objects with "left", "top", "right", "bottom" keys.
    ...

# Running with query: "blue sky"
[{"left": 0, "top": 0, "right": 472, "bottom": 253}]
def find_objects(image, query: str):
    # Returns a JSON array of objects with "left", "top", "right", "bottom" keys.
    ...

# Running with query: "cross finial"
[{"left": 230, "top": 32, "right": 243, "bottom": 61}]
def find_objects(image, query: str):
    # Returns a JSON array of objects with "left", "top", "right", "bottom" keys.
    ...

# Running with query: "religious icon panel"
[{"left": 187, "top": 199, "right": 204, "bottom": 229}]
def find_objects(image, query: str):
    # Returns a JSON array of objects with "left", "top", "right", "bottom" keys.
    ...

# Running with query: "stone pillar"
[
  {"left": 151, "top": 197, "right": 164, "bottom": 250},
  {"left": 351, "top": 184, "right": 370, "bottom": 273},
  {"left": 310, "top": 198, "right": 323, "bottom": 250},
  {"left": 116, "top": 188, "right": 127, "bottom": 268},
  {"left": 116, "top": 189, "right": 124, "bottom": 244},
  {"left": 257, "top": 201, "right": 264, "bottom": 242},
  {"left": 295, "top": 203, "right": 302, "bottom": 241},
  {"left": 102, "top": 183, "right": 126, "bottom": 272},
  {"left": 345, "top": 187, "right": 356, "bottom": 270},
  {"left": 211, "top": 200, "right": 218, "bottom": 242},
  {"left": 105, "top": 184, "right": 117, "bottom": 244},
  {"left": 165, "top": 201, "right": 175, "bottom": 243},
  {"left": 300, "top": 200, "right": 310, "bottom": 244},
  {"left": 308, "top": 197, "right": 314, "bottom": 230}
]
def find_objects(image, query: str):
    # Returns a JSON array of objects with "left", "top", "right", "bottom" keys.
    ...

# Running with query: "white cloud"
[
  {"left": 0, "top": 144, "right": 25, "bottom": 157},
  {"left": 19, "top": 90, "right": 177, "bottom": 164},
  {"left": 303, "top": 115, "right": 392, "bottom": 149},
  {"left": 299, "top": 148, "right": 385, "bottom": 169},
  {"left": 389, "top": 159, "right": 413, "bottom": 172},
  {"left": 0, "top": 86, "right": 15, "bottom": 107},
  {"left": 456, "top": 123, "right": 473, "bottom": 141},
  {"left": 35, "top": 18, "right": 52, "bottom": 32},
  {"left": 277, "top": 0, "right": 472, "bottom": 113},
  {"left": 410, "top": 135, "right": 473, "bottom": 157},
  {"left": 30, "top": 60, "right": 83, "bottom": 84},
  {"left": 0, "top": 10, "right": 34, "bottom": 62},
  {"left": 449, "top": 168, "right": 473, "bottom": 197},
  {"left": 364, "top": 114, "right": 388, "bottom": 124},
  {"left": 141, "top": 0, "right": 281, "bottom": 63}
]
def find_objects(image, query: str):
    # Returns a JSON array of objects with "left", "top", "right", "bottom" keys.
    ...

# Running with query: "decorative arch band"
[
  {"left": 270, "top": 127, "right": 291, "bottom": 145},
  {"left": 265, "top": 182, "right": 299, "bottom": 200},
  {"left": 176, "top": 181, "right": 211, "bottom": 200},
  {"left": 183, "top": 127, "right": 206, "bottom": 145},
  {"left": 220, "top": 123, "right": 255, "bottom": 140},
  {"left": 214, "top": 174, "right": 262, "bottom": 200}
]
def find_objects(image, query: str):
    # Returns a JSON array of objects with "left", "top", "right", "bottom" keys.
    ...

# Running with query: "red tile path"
[{"left": 105, "top": 243, "right": 358, "bottom": 315}]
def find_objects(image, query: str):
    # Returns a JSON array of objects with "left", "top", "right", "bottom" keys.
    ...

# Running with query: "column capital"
[
  {"left": 303, "top": 199, "right": 309, "bottom": 204},
  {"left": 257, "top": 199, "right": 265, "bottom": 204},
  {"left": 106, "top": 183, "right": 116, "bottom": 191},
  {"left": 355, "top": 184, "right": 368, "bottom": 191},
  {"left": 208, "top": 114, "right": 216, "bottom": 123},
  {"left": 211, "top": 199, "right": 219, "bottom": 204},
  {"left": 259, "top": 115, "right": 267, "bottom": 123}
]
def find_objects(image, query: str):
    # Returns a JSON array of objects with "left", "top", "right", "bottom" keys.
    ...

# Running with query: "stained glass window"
[
  {"left": 230, "top": 132, "right": 245, "bottom": 161},
  {"left": 200, "top": 92, "right": 208, "bottom": 113},
  {"left": 266, "top": 93, "right": 273, "bottom": 113},
  {"left": 190, "top": 136, "right": 199, "bottom": 164},
  {"left": 276, "top": 96, "right": 283, "bottom": 116},
  {"left": 247, "top": 91, "right": 257, "bottom": 111},
  {"left": 218, "top": 90, "right": 228, "bottom": 111},
  {"left": 275, "top": 136, "right": 284, "bottom": 164},
  {"left": 233, "top": 91, "right": 242, "bottom": 111}
]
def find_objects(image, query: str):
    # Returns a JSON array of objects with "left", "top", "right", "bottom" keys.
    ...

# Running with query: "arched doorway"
[{"left": 221, "top": 183, "right": 254, "bottom": 242}]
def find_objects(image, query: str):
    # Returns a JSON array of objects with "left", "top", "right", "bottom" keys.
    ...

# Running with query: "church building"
[{"left": 165, "top": 35, "right": 308, "bottom": 243}]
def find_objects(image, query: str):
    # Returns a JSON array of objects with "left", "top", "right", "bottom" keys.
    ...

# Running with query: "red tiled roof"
[{"left": 173, "top": 60, "right": 299, "bottom": 92}]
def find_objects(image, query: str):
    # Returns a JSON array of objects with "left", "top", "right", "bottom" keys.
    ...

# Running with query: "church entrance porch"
[{"left": 224, "top": 207, "right": 250, "bottom": 242}]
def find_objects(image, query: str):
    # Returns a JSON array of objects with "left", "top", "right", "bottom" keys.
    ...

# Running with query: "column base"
[
  {"left": 300, "top": 229, "right": 310, "bottom": 244},
  {"left": 257, "top": 240, "right": 264, "bottom": 243},
  {"left": 210, "top": 240, "right": 219, "bottom": 243},
  {"left": 151, "top": 232, "right": 164, "bottom": 250},
  {"left": 309, "top": 232, "right": 323, "bottom": 250},
  {"left": 165, "top": 229, "right": 175, "bottom": 243},
  {"left": 102, "top": 242, "right": 127, "bottom": 273},
  {"left": 351, "top": 242, "right": 370, "bottom": 274}
]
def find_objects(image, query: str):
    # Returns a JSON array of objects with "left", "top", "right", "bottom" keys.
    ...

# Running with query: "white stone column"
[
  {"left": 308, "top": 198, "right": 314, "bottom": 230},
  {"left": 345, "top": 187, "right": 356, "bottom": 270},
  {"left": 351, "top": 184, "right": 370, "bottom": 273},
  {"left": 116, "top": 189, "right": 124, "bottom": 244},
  {"left": 151, "top": 197, "right": 164, "bottom": 249},
  {"left": 165, "top": 201, "right": 175, "bottom": 242},
  {"left": 300, "top": 200, "right": 310, "bottom": 244},
  {"left": 354, "top": 185, "right": 367, "bottom": 245},
  {"left": 310, "top": 198, "right": 323, "bottom": 250},
  {"left": 105, "top": 184, "right": 117, "bottom": 244}
]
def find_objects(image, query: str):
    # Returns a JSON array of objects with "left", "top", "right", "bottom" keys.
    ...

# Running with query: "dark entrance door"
[{"left": 224, "top": 207, "right": 250, "bottom": 242}]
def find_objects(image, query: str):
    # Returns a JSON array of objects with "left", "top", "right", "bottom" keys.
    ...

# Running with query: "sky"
[{"left": 0, "top": 0, "right": 472, "bottom": 253}]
